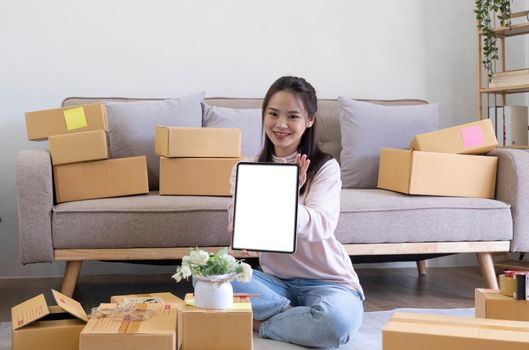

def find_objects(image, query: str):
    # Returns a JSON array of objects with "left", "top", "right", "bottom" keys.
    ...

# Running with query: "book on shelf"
[
  {"left": 488, "top": 105, "right": 529, "bottom": 147},
  {"left": 489, "top": 69, "right": 529, "bottom": 88}
]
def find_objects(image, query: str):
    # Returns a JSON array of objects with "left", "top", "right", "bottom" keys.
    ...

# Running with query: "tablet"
[{"left": 231, "top": 162, "right": 299, "bottom": 254}]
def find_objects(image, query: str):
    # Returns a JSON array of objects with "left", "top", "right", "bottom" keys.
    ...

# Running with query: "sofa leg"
[
  {"left": 475, "top": 252, "right": 498, "bottom": 289},
  {"left": 61, "top": 261, "right": 82, "bottom": 297},
  {"left": 416, "top": 260, "right": 427, "bottom": 276}
]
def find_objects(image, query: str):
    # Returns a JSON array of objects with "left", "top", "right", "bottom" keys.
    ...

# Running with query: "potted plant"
[
  {"left": 172, "top": 247, "right": 252, "bottom": 309},
  {"left": 475, "top": 0, "right": 513, "bottom": 81}
]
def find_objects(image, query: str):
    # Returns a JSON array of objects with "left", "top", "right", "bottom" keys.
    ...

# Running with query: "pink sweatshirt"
[{"left": 228, "top": 153, "right": 364, "bottom": 299}]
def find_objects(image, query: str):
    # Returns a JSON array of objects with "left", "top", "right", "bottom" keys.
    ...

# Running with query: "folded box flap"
[
  {"left": 51, "top": 289, "right": 88, "bottom": 322},
  {"left": 11, "top": 294, "right": 50, "bottom": 330}
]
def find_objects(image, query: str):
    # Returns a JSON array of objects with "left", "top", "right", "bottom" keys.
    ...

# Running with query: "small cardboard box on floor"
[
  {"left": 25, "top": 103, "right": 108, "bottom": 141},
  {"left": 11, "top": 289, "right": 88, "bottom": 350},
  {"left": 377, "top": 148, "right": 497, "bottom": 198},
  {"left": 80, "top": 303, "right": 177, "bottom": 350},
  {"left": 475, "top": 288, "right": 529, "bottom": 321},
  {"left": 179, "top": 293, "right": 253, "bottom": 350},
  {"left": 382, "top": 312, "right": 529, "bottom": 350},
  {"left": 48, "top": 129, "right": 109, "bottom": 165},
  {"left": 409, "top": 119, "right": 497, "bottom": 154},
  {"left": 53, "top": 156, "right": 149, "bottom": 203},
  {"left": 160, "top": 156, "right": 241, "bottom": 196},
  {"left": 155, "top": 126, "right": 241, "bottom": 158}
]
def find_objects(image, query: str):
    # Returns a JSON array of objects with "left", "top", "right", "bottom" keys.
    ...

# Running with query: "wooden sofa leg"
[
  {"left": 416, "top": 260, "right": 427, "bottom": 276},
  {"left": 476, "top": 252, "right": 498, "bottom": 289},
  {"left": 61, "top": 261, "right": 82, "bottom": 297}
]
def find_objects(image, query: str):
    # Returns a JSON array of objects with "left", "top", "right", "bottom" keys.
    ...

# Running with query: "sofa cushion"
[
  {"left": 52, "top": 192, "right": 232, "bottom": 248},
  {"left": 51, "top": 190, "right": 512, "bottom": 249},
  {"left": 336, "top": 189, "right": 512, "bottom": 243},
  {"left": 338, "top": 97, "right": 439, "bottom": 188},
  {"left": 202, "top": 102, "right": 263, "bottom": 157},
  {"left": 104, "top": 93, "right": 204, "bottom": 190}
]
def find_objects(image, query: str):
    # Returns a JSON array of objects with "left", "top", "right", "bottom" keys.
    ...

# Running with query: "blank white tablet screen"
[{"left": 232, "top": 163, "right": 298, "bottom": 253}]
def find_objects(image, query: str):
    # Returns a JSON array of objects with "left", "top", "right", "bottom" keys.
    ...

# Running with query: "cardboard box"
[
  {"left": 159, "top": 157, "right": 240, "bottom": 196},
  {"left": 410, "top": 119, "right": 497, "bottom": 154},
  {"left": 25, "top": 103, "right": 108, "bottom": 141},
  {"left": 382, "top": 311, "right": 529, "bottom": 350},
  {"left": 179, "top": 293, "right": 252, "bottom": 350},
  {"left": 53, "top": 156, "right": 149, "bottom": 203},
  {"left": 48, "top": 129, "right": 109, "bottom": 165},
  {"left": 500, "top": 273, "right": 517, "bottom": 297},
  {"left": 11, "top": 289, "right": 88, "bottom": 350},
  {"left": 110, "top": 292, "right": 185, "bottom": 308},
  {"left": 475, "top": 288, "right": 529, "bottom": 321},
  {"left": 80, "top": 303, "right": 177, "bottom": 350},
  {"left": 155, "top": 126, "right": 241, "bottom": 158},
  {"left": 377, "top": 148, "right": 497, "bottom": 198}
]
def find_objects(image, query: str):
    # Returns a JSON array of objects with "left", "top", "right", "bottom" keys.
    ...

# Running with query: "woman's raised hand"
[{"left": 295, "top": 153, "right": 310, "bottom": 189}]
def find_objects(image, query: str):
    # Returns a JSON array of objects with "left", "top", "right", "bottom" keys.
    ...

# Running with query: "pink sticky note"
[{"left": 461, "top": 126, "right": 484, "bottom": 148}]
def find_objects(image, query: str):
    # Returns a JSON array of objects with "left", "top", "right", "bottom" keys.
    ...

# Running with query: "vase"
[{"left": 194, "top": 274, "right": 234, "bottom": 309}]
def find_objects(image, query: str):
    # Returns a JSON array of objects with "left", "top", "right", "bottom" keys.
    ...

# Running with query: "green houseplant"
[{"left": 475, "top": 0, "right": 513, "bottom": 81}]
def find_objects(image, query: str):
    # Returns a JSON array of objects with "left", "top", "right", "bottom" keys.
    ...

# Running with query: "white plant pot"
[{"left": 194, "top": 275, "right": 234, "bottom": 309}]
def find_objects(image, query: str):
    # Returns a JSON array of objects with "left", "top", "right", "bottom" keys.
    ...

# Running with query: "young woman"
[{"left": 228, "top": 76, "right": 364, "bottom": 348}]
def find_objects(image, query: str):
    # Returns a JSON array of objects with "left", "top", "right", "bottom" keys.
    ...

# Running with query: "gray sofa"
[{"left": 17, "top": 97, "right": 529, "bottom": 297}]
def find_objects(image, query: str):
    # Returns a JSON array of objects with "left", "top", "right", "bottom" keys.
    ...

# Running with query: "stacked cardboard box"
[
  {"left": 155, "top": 126, "right": 242, "bottom": 196},
  {"left": 24, "top": 103, "right": 149, "bottom": 203},
  {"left": 377, "top": 119, "right": 498, "bottom": 199},
  {"left": 105, "top": 292, "right": 252, "bottom": 350}
]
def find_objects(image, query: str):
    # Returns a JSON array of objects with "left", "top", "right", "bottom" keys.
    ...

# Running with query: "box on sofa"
[
  {"left": 155, "top": 126, "right": 241, "bottom": 158},
  {"left": 410, "top": 119, "right": 497, "bottom": 154},
  {"left": 159, "top": 156, "right": 240, "bottom": 196},
  {"left": 53, "top": 156, "right": 149, "bottom": 203},
  {"left": 25, "top": 103, "right": 108, "bottom": 141},
  {"left": 48, "top": 129, "right": 109, "bottom": 165},
  {"left": 377, "top": 148, "right": 497, "bottom": 198}
]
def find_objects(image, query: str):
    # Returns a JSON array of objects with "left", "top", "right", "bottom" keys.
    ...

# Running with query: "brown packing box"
[
  {"left": 382, "top": 311, "right": 529, "bottom": 350},
  {"left": 159, "top": 156, "right": 241, "bottom": 196},
  {"left": 179, "top": 293, "right": 252, "bottom": 350},
  {"left": 155, "top": 126, "right": 241, "bottom": 158},
  {"left": 11, "top": 289, "right": 88, "bottom": 350},
  {"left": 410, "top": 119, "right": 497, "bottom": 154},
  {"left": 377, "top": 148, "right": 497, "bottom": 199},
  {"left": 110, "top": 292, "right": 186, "bottom": 308},
  {"left": 53, "top": 156, "right": 149, "bottom": 203},
  {"left": 48, "top": 129, "right": 109, "bottom": 165},
  {"left": 25, "top": 103, "right": 108, "bottom": 141},
  {"left": 475, "top": 288, "right": 529, "bottom": 321},
  {"left": 80, "top": 303, "right": 177, "bottom": 350}
]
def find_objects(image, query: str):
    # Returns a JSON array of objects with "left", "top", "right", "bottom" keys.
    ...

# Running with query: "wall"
[{"left": 0, "top": 0, "right": 526, "bottom": 277}]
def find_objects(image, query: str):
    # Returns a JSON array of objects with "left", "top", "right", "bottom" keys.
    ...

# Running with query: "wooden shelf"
[
  {"left": 480, "top": 83, "right": 529, "bottom": 94},
  {"left": 491, "top": 21, "right": 529, "bottom": 37}
]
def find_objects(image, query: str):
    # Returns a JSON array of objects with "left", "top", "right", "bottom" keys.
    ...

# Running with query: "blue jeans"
[{"left": 232, "top": 269, "right": 364, "bottom": 348}]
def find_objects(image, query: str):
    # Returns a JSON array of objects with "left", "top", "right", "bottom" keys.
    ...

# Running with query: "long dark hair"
[{"left": 258, "top": 76, "right": 332, "bottom": 194}]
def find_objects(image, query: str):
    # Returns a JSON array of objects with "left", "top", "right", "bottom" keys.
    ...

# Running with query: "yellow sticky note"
[{"left": 64, "top": 107, "right": 87, "bottom": 130}]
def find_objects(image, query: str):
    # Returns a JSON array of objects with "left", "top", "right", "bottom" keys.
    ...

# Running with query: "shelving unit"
[{"left": 476, "top": 10, "right": 529, "bottom": 121}]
